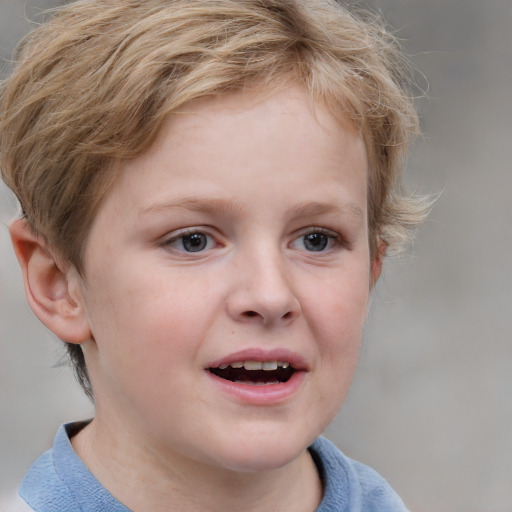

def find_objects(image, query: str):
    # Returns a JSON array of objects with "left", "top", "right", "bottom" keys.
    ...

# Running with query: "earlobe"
[
  {"left": 9, "top": 218, "right": 91, "bottom": 344},
  {"left": 371, "top": 240, "right": 387, "bottom": 285}
]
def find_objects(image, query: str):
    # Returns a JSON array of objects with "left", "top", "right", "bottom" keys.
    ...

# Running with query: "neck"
[{"left": 71, "top": 417, "right": 323, "bottom": 512}]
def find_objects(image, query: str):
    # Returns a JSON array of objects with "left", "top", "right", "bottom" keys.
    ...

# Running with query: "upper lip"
[{"left": 207, "top": 348, "right": 309, "bottom": 371}]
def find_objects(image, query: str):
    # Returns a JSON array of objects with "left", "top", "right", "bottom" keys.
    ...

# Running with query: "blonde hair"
[{"left": 0, "top": 0, "right": 428, "bottom": 396}]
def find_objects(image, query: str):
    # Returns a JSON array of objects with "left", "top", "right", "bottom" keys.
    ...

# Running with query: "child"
[{"left": 0, "top": 1, "right": 427, "bottom": 510}]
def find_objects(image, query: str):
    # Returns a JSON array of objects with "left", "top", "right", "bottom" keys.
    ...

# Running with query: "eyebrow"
[
  {"left": 140, "top": 197, "right": 364, "bottom": 221},
  {"left": 140, "top": 197, "right": 247, "bottom": 217},
  {"left": 288, "top": 201, "right": 364, "bottom": 221}
]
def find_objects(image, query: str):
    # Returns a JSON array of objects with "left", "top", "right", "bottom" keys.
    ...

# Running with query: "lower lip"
[{"left": 206, "top": 370, "right": 306, "bottom": 405}]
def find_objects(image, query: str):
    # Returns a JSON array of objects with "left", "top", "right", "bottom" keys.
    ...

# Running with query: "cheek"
[
  {"left": 84, "top": 263, "right": 220, "bottom": 370},
  {"left": 308, "top": 270, "right": 370, "bottom": 347},
  {"left": 301, "top": 281, "right": 368, "bottom": 436},
  {"left": 302, "top": 267, "right": 369, "bottom": 423}
]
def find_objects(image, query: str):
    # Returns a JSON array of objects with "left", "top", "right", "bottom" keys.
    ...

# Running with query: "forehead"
[
  {"left": 168, "top": 83, "right": 359, "bottom": 148},
  {"left": 88, "top": 84, "right": 368, "bottom": 233},
  {"left": 142, "top": 83, "right": 365, "bottom": 177}
]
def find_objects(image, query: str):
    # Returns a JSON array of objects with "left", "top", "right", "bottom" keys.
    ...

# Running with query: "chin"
[
  {"left": 204, "top": 427, "right": 317, "bottom": 473},
  {"left": 215, "top": 449, "right": 303, "bottom": 474}
]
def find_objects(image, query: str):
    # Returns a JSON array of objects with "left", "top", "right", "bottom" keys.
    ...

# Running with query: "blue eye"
[
  {"left": 292, "top": 229, "right": 339, "bottom": 252},
  {"left": 166, "top": 231, "right": 215, "bottom": 253},
  {"left": 302, "top": 232, "right": 330, "bottom": 251},
  {"left": 181, "top": 233, "right": 208, "bottom": 252}
]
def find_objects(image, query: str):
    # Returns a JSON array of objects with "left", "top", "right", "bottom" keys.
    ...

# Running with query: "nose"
[{"left": 226, "top": 247, "right": 301, "bottom": 327}]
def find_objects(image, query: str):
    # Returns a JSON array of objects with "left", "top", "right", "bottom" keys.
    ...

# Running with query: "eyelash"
[
  {"left": 161, "top": 227, "right": 345, "bottom": 255},
  {"left": 162, "top": 229, "right": 218, "bottom": 254},
  {"left": 292, "top": 227, "right": 343, "bottom": 253}
]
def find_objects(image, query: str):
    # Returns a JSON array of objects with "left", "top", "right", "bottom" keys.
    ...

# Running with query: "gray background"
[{"left": 1, "top": 1, "right": 511, "bottom": 511}]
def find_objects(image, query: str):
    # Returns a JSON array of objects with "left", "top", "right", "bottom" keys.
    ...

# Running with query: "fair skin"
[{"left": 10, "top": 83, "right": 382, "bottom": 512}]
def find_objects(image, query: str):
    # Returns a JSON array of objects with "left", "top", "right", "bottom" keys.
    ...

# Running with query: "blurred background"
[{"left": 1, "top": 1, "right": 511, "bottom": 510}]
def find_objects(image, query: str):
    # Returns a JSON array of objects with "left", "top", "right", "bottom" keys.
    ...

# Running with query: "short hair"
[{"left": 1, "top": 0, "right": 428, "bottom": 398}]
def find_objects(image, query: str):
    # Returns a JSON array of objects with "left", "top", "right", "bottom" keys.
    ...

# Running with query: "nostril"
[{"left": 242, "top": 310, "right": 294, "bottom": 322}]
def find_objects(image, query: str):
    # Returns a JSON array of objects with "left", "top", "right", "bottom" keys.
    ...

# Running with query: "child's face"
[{"left": 76, "top": 83, "right": 374, "bottom": 472}]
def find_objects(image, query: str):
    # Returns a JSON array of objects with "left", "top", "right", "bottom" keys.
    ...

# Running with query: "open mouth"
[{"left": 208, "top": 361, "right": 296, "bottom": 385}]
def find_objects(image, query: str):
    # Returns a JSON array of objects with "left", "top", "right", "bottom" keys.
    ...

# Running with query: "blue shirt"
[{"left": 19, "top": 423, "right": 408, "bottom": 511}]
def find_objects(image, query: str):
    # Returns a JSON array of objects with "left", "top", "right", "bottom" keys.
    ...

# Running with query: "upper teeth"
[{"left": 218, "top": 361, "right": 290, "bottom": 371}]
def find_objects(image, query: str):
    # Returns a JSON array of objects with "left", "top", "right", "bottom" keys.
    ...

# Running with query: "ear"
[
  {"left": 371, "top": 239, "right": 387, "bottom": 285},
  {"left": 9, "top": 218, "right": 91, "bottom": 344}
]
